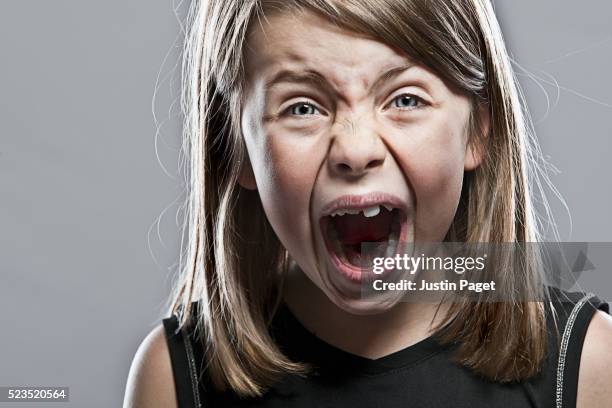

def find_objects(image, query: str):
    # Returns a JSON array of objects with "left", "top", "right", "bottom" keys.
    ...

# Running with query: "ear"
[
  {"left": 464, "top": 102, "right": 490, "bottom": 171},
  {"left": 237, "top": 154, "right": 257, "bottom": 190}
]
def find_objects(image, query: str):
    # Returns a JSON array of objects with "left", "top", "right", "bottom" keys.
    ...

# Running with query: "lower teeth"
[{"left": 384, "top": 210, "right": 400, "bottom": 259}]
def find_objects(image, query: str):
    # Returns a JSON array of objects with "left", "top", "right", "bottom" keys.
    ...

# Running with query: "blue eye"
[
  {"left": 390, "top": 94, "right": 422, "bottom": 110},
  {"left": 287, "top": 102, "right": 320, "bottom": 116}
]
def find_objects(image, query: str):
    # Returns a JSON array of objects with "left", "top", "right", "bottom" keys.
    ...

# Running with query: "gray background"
[{"left": 0, "top": 1, "right": 611, "bottom": 407}]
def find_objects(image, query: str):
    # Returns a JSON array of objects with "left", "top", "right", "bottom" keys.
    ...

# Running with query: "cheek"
[
  {"left": 390, "top": 114, "right": 468, "bottom": 240},
  {"left": 245, "top": 124, "right": 328, "bottom": 263},
  {"left": 411, "top": 152, "right": 464, "bottom": 240},
  {"left": 257, "top": 139, "right": 315, "bottom": 218}
]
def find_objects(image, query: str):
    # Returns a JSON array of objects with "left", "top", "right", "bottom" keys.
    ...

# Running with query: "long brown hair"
[{"left": 170, "top": 0, "right": 553, "bottom": 397}]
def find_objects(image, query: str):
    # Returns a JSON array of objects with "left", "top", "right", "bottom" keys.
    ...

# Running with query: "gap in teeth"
[{"left": 330, "top": 205, "right": 395, "bottom": 218}]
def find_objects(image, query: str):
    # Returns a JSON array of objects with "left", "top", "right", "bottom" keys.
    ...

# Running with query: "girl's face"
[{"left": 241, "top": 10, "right": 485, "bottom": 313}]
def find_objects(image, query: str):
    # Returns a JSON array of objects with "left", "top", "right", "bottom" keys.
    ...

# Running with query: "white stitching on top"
[
  {"left": 555, "top": 293, "right": 595, "bottom": 408},
  {"left": 182, "top": 328, "right": 203, "bottom": 408}
]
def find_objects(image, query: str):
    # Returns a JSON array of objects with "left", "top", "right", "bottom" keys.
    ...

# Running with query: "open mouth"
[{"left": 319, "top": 195, "right": 408, "bottom": 283}]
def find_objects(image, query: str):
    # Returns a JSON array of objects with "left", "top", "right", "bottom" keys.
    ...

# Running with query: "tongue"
[{"left": 332, "top": 209, "right": 393, "bottom": 245}]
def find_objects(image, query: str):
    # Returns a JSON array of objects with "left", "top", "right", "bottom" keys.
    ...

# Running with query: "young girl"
[{"left": 124, "top": 0, "right": 612, "bottom": 407}]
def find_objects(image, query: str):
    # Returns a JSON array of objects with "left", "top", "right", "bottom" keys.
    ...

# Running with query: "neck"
[{"left": 283, "top": 267, "right": 449, "bottom": 359}]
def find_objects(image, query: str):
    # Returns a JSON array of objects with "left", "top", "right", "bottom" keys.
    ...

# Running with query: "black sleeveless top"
[{"left": 162, "top": 287, "right": 609, "bottom": 408}]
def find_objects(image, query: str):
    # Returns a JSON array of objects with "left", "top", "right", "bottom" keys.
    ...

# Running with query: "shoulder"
[
  {"left": 577, "top": 309, "right": 612, "bottom": 408},
  {"left": 123, "top": 323, "right": 177, "bottom": 408}
]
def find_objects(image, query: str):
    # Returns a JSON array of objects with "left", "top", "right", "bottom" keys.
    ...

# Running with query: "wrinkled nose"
[{"left": 328, "top": 119, "right": 386, "bottom": 178}]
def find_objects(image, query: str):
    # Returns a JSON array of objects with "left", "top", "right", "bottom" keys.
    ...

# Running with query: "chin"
[
  {"left": 328, "top": 292, "right": 402, "bottom": 315},
  {"left": 322, "top": 274, "right": 405, "bottom": 316}
]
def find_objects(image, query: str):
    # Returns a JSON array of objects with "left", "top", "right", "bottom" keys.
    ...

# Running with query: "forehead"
[{"left": 244, "top": 9, "right": 415, "bottom": 89}]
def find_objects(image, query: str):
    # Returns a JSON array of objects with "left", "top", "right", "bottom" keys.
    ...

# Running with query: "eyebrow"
[
  {"left": 264, "top": 70, "right": 327, "bottom": 92},
  {"left": 263, "top": 63, "right": 416, "bottom": 95},
  {"left": 371, "top": 64, "right": 416, "bottom": 90}
]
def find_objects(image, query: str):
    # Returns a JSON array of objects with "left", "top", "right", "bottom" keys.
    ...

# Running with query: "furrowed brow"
[{"left": 263, "top": 64, "right": 416, "bottom": 96}]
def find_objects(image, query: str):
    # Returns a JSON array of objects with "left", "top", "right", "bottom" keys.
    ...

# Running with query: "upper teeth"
[
  {"left": 330, "top": 205, "right": 393, "bottom": 218},
  {"left": 363, "top": 206, "right": 381, "bottom": 218}
]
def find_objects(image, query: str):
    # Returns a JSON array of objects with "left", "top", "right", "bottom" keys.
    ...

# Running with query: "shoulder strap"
[
  {"left": 553, "top": 291, "right": 610, "bottom": 408},
  {"left": 162, "top": 315, "right": 203, "bottom": 408}
]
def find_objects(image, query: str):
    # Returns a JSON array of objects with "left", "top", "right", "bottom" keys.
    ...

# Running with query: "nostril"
[
  {"left": 337, "top": 163, "right": 352, "bottom": 173},
  {"left": 365, "top": 158, "right": 384, "bottom": 170},
  {"left": 335, "top": 158, "right": 384, "bottom": 174}
]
